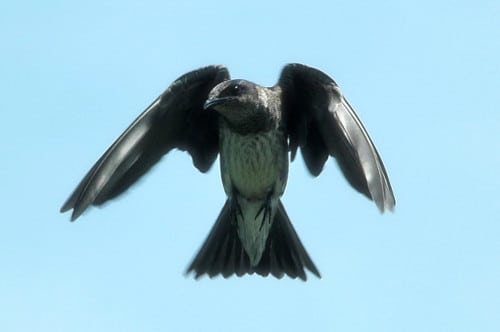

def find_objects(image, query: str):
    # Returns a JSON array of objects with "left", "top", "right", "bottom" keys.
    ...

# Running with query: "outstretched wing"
[
  {"left": 278, "top": 63, "right": 395, "bottom": 212},
  {"left": 61, "top": 65, "right": 230, "bottom": 220}
]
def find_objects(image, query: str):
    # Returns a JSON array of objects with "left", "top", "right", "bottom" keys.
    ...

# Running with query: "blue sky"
[{"left": 1, "top": 0, "right": 499, "bottom": 331}]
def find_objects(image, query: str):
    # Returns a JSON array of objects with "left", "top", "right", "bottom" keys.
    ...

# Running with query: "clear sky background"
[{"left": 1, "top": 0, "right": 498, "bottom": 331}]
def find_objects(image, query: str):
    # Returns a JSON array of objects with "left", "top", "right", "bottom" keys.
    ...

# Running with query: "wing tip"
[
  {"left": 59, "top": 201, "right": 86, "bottom": 222},
  {"left": 59, "top": 205, "right": 70, "bottom": 214},
  {"left": 375, "top": 195, "right": 396, "bottom": 214}
]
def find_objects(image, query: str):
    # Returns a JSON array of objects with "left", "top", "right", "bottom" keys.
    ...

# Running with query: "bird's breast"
[{"left": 220, "top": 125, "right": 288, "bottom": 200}]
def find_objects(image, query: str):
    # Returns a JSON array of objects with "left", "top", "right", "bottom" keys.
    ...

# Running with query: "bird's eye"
[{"left": 221, "top": 82, "right": 247, "bottom": 98}]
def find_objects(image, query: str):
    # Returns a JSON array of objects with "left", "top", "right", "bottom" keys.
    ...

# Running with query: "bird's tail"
[{"left": 186, "top": 199, "right": 321, "bottom": 280}]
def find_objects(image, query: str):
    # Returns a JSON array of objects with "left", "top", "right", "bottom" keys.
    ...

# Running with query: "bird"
[{"left": 60, "top": 63, "right": 395, "bottom": 281}]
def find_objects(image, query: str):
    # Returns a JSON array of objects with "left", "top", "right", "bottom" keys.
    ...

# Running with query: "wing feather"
[
  {"left": 61, "top": 65, "right": 230, "bottom": 220},
  {"left": 278, "top": 63, "right": 395, "bottom": 212}
]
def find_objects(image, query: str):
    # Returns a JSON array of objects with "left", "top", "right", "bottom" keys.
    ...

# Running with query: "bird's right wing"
[
  {"left": 278, "top": 63, "right": 395, "bottom": 212},
  {"left": 61, "top": 65, "right": 230, "bottom": 220}
]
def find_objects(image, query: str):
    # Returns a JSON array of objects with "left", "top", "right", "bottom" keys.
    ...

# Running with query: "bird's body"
[
  {"left": 219, "top": 123, "right": 287, "bottom": 201},
  {"left": 61, "top": 64, "right": 395, "bottom": 280},
  {"left": 219, "top": 108, "right": 288, "bottom": 266}
]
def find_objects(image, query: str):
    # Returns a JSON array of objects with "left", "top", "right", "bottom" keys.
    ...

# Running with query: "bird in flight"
[{"left": 60, "top": 63, "right": 395, "bottom": 280}]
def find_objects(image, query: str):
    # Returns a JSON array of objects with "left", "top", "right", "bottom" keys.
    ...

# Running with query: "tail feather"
[
  {"left": 186, "top": 199, "right": 320, "bottom": 281},
  {"left": 255, "top": 201, "right": 321, "bottom": 280},
  {"left": 186, "top": 200, "right": 249, "bottom": 279}
]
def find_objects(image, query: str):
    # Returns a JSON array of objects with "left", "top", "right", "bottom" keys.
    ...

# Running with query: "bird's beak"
[{"left": 203, "top": 97, "right": 235, "bottom": 110}]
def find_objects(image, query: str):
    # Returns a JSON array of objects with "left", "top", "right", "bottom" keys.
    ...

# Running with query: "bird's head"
[{"left": 204, "top": 79, "right": 278, "bottom": 133}]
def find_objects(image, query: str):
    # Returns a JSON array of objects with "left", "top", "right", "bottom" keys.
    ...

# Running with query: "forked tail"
[{"left": 186, "top": 199, "right": 320, "bottom": 280}]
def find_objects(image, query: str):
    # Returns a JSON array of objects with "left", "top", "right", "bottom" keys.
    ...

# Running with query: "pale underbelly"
[{"left": 220, "top": 128, "right": 288, "bottom": 200}]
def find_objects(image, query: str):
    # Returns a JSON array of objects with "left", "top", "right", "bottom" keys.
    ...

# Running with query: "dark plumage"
[{"left": 61, "top": 63, "right": 395, "bottom": 280}]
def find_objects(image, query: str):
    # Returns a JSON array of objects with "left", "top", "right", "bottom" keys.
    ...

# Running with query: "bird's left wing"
[
  {"left": 277, "top": 63, "right": 395, "bottom": 212},
  {"left": 61, "top": 65, "right": 230, "bottom": 220}
]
